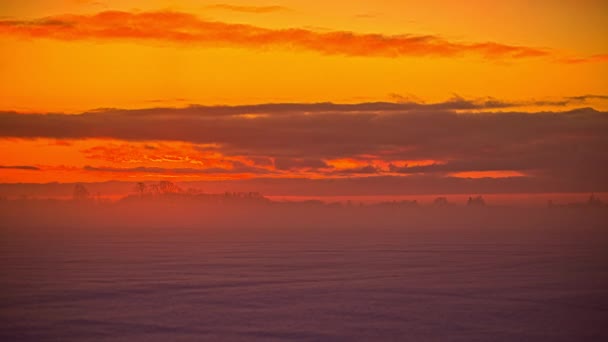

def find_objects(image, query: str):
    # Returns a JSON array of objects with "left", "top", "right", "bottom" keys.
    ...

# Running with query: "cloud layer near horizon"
[
  {"left": 0, "top": 10, "right": 551, "bottom": 60},
  {"left": 1, "top": 101, "right": 607, "bottom": 193}
]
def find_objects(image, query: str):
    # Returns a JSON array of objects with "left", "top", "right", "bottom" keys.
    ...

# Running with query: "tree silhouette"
[
  {"left": 158, "top": 181, "right": 181, "bottom": 194},
  {"left": 467, "top": 196, "right": 486, "bottom": 206},
  {"left": 587, "top": 194, "right": 604, "bottom": 207},
  {"left": 134, "top": 182, "right": 147, "bottom": 198},
  {"left": 433, "top": 197, "right": 449, "bottom": 206},
  {"left": 73, "top": 184, "right": 90, "bottom": 201}
]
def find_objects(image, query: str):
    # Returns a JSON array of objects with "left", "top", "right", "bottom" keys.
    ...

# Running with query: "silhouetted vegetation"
[
  {"left": 547, "top": 194, "right": 607, "bottom": 209},
  {"left": 72, "top": 184, "right": 90, "bottom": 201},
  {"left": 134, "top": 182, "right": 146, "bottom": 198},
  {"left": 433, "top": 197, "right": 451, "bottom": 207},
  {"left": 1, "top": 182, "right": 607, "bottom": 216},
  {"left": 467, "top": 196, "right": 486, "bottom": 207}
]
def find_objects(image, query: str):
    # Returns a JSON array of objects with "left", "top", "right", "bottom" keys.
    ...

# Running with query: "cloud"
[
  {"left": 274, "top": 158, "right": 327, "bottom": 171},
  {"left": 84, "top": 163, "right": 272, "bottom": 175},
  {"left": 1, "top": 105, "right": 606, "bottom": 159},
  {"left": 559, "top": 54, "right": 608, "bottom": 64},
  {"left": 78, "top": 97, "right": 522, "bottom": 119},
  {"left": 354, "top": 13, "right": 379, "bottom": 19},
  {"left": 0, "top": 165, "right": 41, "bottom": 170},
  {"left": 80, "top": 142, "right": 228, "bottom": 167},
  {"left": 71, "top": 0, "right": 107, "bottom": 7},
  {"left": 205, "top": 4, "right": 289, "bottom": 14},
  {"left": 389, "top": 158, "right": 550, "bottom": 175},
  {"left": 330, "top": 165, "right": 380, "bottom": 175},
  {"left": 0, "top": 10, "right": 550, "bottom": 60},
  {"left": 1, "top": 102, "right": 606, "bottom": 193},
  {"left": 566, "top": 94, "right": 608, "bottom": 102}
]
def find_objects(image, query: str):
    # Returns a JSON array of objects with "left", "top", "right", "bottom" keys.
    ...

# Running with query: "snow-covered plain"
[{"left": 1, "top": 208, "right": 607, "bottom": 341}]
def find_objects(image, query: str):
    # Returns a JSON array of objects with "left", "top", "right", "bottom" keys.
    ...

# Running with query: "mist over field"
[{"left": 2, "top": 194, "right": 607, "bottom": 341}]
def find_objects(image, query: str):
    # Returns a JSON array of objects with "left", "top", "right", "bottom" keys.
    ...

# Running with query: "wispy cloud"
[
  {"left": 84, "top": 164, "right": 272, "bottom": 175},
  {"left": 566, "top": 94, "right": 608, "bottom": 102},
  {"left": 558, "top": 54, "right": 608, "bottom": 64},
  {"left": 0, "top": 165, "right": 41, "bottom": 170},
  {"left": 71, "top": 0, "right": 107, "bottom": 7},
  {"left": 205, "top": 4, "right": 289, "bottom": 14},
  {"left": 354, "top": 13, "right": 379, "bottom": 19},
  {"left": 0, "top": 10, "right": 551, "bottom": 60}
]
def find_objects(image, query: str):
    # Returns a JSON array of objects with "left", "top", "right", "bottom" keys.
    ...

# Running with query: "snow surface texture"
[{"left": 1, "top": 209, "right": 607, "bottom": 341}]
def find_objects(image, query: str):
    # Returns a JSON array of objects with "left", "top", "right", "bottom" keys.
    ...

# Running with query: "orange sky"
[{"left": 0, "top": 1, "right": 607, "bottom": 193}]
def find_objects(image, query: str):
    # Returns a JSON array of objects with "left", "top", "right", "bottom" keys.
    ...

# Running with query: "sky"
[{"left": 0, "top": 0, "right": 607, "bottom": 195}]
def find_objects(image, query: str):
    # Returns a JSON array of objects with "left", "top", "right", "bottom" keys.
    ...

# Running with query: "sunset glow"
[{"left": 1, "top": 0, "right": 607, "bottom": 195}]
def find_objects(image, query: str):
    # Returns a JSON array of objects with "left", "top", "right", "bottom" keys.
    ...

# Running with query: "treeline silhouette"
[
  {"left": 1, "top": 181, "right": 606, "bottom": 210},
  {"left": 71, "top": 181, "right": 486, "bottom": 208},
  {"left": 0, "top": 181, "right": 608, "bottom": 208},
  {"left": 1, "top": 181, "right": 606, "bottom": 232}
]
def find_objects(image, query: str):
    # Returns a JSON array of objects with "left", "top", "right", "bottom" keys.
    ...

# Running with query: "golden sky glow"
[
  {"left": 0, "top": 1, "right": 607, "bottom": 192},
  {"left": 1, "top": 0, "right": 607, "bottom": 112}
]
